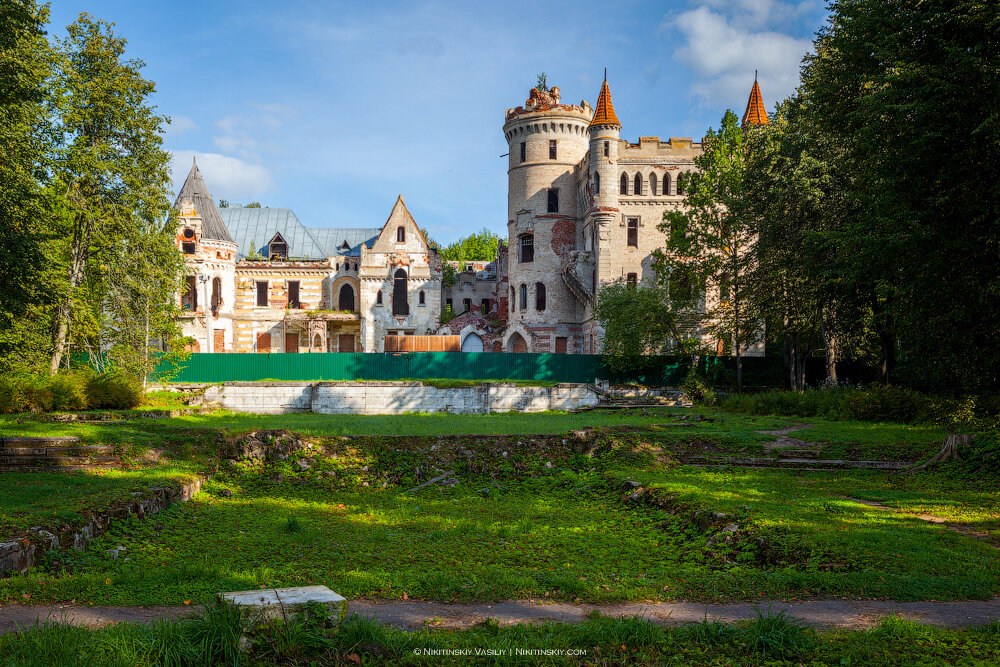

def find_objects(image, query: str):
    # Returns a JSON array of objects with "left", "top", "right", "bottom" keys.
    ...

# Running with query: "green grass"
[
  {"left": 791, "top": 421, "right": 952, "bottom": 461},
  {"left": 1, "top": 605, "right": 998, "bottom": 666},
  {"left": 4, "top": 434, "right": 998, "bottom": 606}
]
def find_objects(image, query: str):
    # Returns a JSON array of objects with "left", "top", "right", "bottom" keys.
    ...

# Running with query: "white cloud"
[
  {"left": 170, "top": 150, "right": 273, "bottom": 203},
  {"left": 668, "top": 3, "right": 815, "bottom": 110},
  {"left": 165, "top": 114, "right": 198, "bottom": 136},
  {"left": 212, "top": 104, "right": 296, "bottom": 161}
]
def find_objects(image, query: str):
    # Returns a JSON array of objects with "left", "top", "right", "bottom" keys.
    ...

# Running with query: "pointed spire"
[
  {"left": 741, "top": 76, "right": 769, "bottom": 128},
  {"left": 174, "top": 160, "right": 236, "bottom": 243},
  {"left": 588, "top": 72, "right": 621, "bottom": 129}
]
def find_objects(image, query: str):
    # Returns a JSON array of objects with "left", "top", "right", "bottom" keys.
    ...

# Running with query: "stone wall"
[{"left": 204, "top": 381, "right": 598, "bottom": 415}]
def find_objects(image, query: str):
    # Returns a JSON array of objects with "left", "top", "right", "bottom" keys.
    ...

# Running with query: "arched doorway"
[
  {"left": 392, "top": 268, "right": 409, "bottom": 316},
  {"left": 338, "top": 284, "right": 355, "bottom": 311},
  {"left": 507, "top": 333, "right": 527, "bottom": 353},
  {"left": 461, "top": 332, "right": 484, "bottom": 352}
]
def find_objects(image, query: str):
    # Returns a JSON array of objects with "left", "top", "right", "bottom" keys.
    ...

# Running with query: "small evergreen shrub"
[
  {"left": 48, "top": 372, "right": 91, "bottom": 411},
  {"left": 0, "top": 372, "right": 93, "bottom": 414},
  {"left": 86, "top": 372, "right": 143, "bottom": 409}
]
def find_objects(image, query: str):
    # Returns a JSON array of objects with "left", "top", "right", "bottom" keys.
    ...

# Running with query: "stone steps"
[
  {"left": 685, "top": 455, "right": 912, "bottom": 471},
  {"left": 0, "top": 436, "right": 120, "bottom": 472}
]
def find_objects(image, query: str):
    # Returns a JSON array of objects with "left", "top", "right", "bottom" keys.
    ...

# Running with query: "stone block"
[{"left": 219, "top": 585, "right": 347, "bottom": 625}]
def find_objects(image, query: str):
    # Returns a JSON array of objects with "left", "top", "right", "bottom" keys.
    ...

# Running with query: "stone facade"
[{"left": 173, "top": 78, "right": 766, "bottom": 356}]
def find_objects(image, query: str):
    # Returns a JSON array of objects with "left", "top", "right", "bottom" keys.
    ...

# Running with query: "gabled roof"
[
  {"left": 217, "top": 206, "right": 379, "bottom": 260},
  {"left": 741, "top": 78, "right": 769, "bottom": 128},
  {"left": 588, "top": 77, "right": 621, "bottom": 128},
  {"left": 173, "top": 158, "right": 236, "bottom": 244}
]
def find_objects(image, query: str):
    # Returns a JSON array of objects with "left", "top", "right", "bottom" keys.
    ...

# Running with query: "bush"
[
  {"left": 86, "top": 373, "right": 143, "bottom": 409},
  {"left": 680, "top": 369, "right": 717, "bottom": 406},
  {"left": 0, "top": 372, "right": 93, "bottom": 414},
  {"left": 720, "top": 386, "right": 1000, "bottom": 428}
]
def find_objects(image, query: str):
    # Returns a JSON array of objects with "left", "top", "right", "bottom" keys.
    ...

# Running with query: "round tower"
[
  {"left": 502, "top": 83, "right": 592, "bottom": 351},
  {"left": 587, "top": 76, "right": 622, "bottom": 211}
]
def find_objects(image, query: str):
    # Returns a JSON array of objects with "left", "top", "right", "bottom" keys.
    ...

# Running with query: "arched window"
[
  {"left": 634, "top": 173, "right": 642, "bottom": 196},
  {"left": 649, "top": 173, "right": 657, "bottom": 196},
  {"left": 396, "top": 226, "right": 405, "bottom": 243},
  {"left": 419, "top": 290, "right": 425, "bottom": 305},
  {"left": 677, "top": 173, "right": 687, "bottom": 195},
  {"left": 338, "top": 284, "right": 355, "bottom": 311},
  {"left": 392, "top": 268, "right": 408, "bottom": 315},
  {"left": 508, "top": 332, "right": 527, "bottom": 353},
  {"left": 663, "top": 173, "right": 671, "bottom": 196},
  {"left": 620, "top": 173, "right": 628, "bottom": 195},
  {"left": 519, "top": 284, "right": 527, "bottom": 311},
  {"left": 593, "top": 172, "right": 600, "bottom": 195},
  {"left": 313, "top": 334, "right": 322, "bottom": 350},
  {"left": 210, "top": 277, "right": 222, "bottom": 314},
  {"left": 535, "top": 282, "right": 546, "bottom": 311}
]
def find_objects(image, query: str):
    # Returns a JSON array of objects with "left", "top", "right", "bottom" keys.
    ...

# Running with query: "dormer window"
[
  {"left": 268, "top": 233, "right": 288, "bottom": 260},
  {"left": 181, "top": 228, "right": 196, "bottom": 254},
  {"left": 397, "top": 226, "right": 406, "bottom": 243},
  {"left": 340, "top": 240, "right": 351, "bottom": 250}
]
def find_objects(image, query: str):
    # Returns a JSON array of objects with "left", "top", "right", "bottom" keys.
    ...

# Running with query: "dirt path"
[
  {"left": 756, "top": 423, "right": 815, "bottom": 452},
  {"left": 3, "top": 597, "right": 999, "bottom": 634}
]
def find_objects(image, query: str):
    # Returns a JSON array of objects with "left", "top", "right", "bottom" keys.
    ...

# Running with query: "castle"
[{"left": 173, "top": 76, "right": 768, "bottom": 355}]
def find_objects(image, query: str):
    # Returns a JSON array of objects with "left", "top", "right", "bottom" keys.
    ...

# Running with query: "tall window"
[
  {"left": 663, "top": 173, "right": 671, "bottom": 196},
  {"left": 396, "top": 226, "right": 405, "bottom": 243},
  {"left": 549, "top": 139, "right": 557, "bottom": 159},
  {"left": 547, "top": 188, "right": 559, "bottom": 213},
  {"left": 620, "top": 173, "right": 628, "bottom": 195},
  {"left": 481, "top": 298, "right": 490, "bottom": 313},
  {"left": 603, "top": 141, "right": 609, "bottom": 157},
  {"left": 519, "top": 142, "right": 526, "bottom": 162},
  {"left": 339, "top": 284, "right": 354, "bottom": 311},
  {"left": 210, "top": 277, "right": 222, "bottom": 313},
  {"left": 627, "top": 218, "right": 638, "bottom": 247},
  {"left": 627, "top": 273, "right": 637, "bottom": 288},
  {"left": 463, "top": 298, "right": 471, "bottom": 313},
  {"left": 392, "top": 268, "right": 408, "bottom": 315},
  {"left": 633, "top": 173, "right": 642, "bottom": 196},
  {"left": 287, "top": 281, "right": 300, "bottom": 309},
  {"left": 519, "top": 234, "right": 534, "bottom": 263},
  {"left": 535, "top": 282, "right": 546, "bottom": 311},
  {"left": 677, "top": 172, "right": 687, "bottom": 195},
  {"left": 593, "top": 172, "right": 600, "bottom": 195},
  {"left": 376, "top": 290, "right": 383, "bottom": 305},
  {"left": 182, "top": 276, "right": 198, "bottom": 310},
  {"left": 256, "top": 281, "right": 268, "bottom": 307},
  {"left": 519, "top": 284, "right": 527, "bottom": 310},
  {"left": 182, "top": 242, "right": 195, "bottom": 254},
  {"left": 419, "top": 290, "right": 425, "bottom": 305},
  {"left": 649, "top": 173, "right": 658, "bottom": 196}
]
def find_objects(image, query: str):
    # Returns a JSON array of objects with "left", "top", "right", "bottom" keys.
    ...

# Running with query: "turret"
[
  {"left": 501, "top": 82, "right": 593, "bottom": 347},
  {"left": 587, "top": 74, "right": 622, "bottom": 211},
  {"left": 741, "top": 72, "right": 769, "bottom": 129}
]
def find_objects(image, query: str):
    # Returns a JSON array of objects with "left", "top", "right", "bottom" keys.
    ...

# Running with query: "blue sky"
[{"left": 47, "top": 0, "right": 828, "bottom": 245}]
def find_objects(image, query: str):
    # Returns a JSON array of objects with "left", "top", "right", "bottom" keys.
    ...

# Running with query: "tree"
[
  {"left": 218, "top": 199, "right": 229, "bottom": 208},
  {"left": 536, "top": 73, "right": 547, "bottom": 91},
  {"left": 244, "top": 201, "right": 261, "bottom": 208},
  {"left": 595, "top": 279, "right": 697, "bottom": 373},
  {"left": 802, "top": 0, "right": 1000, "bottom": 392},
  {"left": 0, "top": 0, "right": 55, "bottom": 369},
  {"left": 47, "top": 14, "right": 180, "bottom": 375},
  {"left": 439, "top": 227, "right": 502, "bottom": 262},
  {"left": 657, "top": 110, "right": 758, "bottom": 388}
]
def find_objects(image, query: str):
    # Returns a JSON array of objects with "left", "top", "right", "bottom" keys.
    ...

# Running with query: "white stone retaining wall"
[{"left": 205, "top": 382, "right": 599, "bottom": 415}]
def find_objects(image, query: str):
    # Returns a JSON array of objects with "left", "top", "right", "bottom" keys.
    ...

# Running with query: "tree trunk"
[
  {"left": 50, "top": 213, "right": 93, "bottom": 375},
  {"left": 821, "top": 305, "right": 838, "bottom": 384},
  {"left": 903, "top": 434, "right": 971, "bottom": 473},
  {"left": 733, "top": 297, "right": 742, "bottom": 390}
]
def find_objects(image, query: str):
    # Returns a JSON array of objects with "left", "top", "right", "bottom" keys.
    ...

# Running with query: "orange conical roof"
[
  {"left": 589, "top": 76, "right": 621, "bottom": 128},
  {"left": 741, "top": 77, "right": 769, "bottom": 128}
]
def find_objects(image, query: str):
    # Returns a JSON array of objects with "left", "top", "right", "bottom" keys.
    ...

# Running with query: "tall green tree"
[
  {"left": 657, "top": 110, "right": 758, "bottom": 388},
  {"left": 48, "top": 14, "right": 179, "bottom": 375},
  {"left": 0, "top": 0, "right": 55, "bottom": 369},
  {"left": 802, "top": 0, "right": 1000, "bottom": 391},
  {"left": 439, "top": 227, "right": 502, "bottom": 262}
]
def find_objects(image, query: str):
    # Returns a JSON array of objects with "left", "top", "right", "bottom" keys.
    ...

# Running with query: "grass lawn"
[
  {"left": 2, "top": 607, "right": 999, "bottom": 666},
  {"left": 3, "top": 426, "right": 997, "bottom": 607}
]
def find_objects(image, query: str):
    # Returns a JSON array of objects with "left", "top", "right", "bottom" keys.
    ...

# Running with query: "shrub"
[
  {"left": 680, "top": 369, "right": 717, "bottom": 406},
  {"left": 48, "top": 372, "right": 91, "bottom": 411},
  {"left": 86, "top": 373, "right": 143, "bottom": 409},
  {"left": 0, "top": 372, "right": 93, "bottom": 414}
]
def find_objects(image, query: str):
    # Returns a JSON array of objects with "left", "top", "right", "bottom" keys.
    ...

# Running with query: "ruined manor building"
[{"left": 173, "top": 77, "right": 768, "bottom": 355}]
